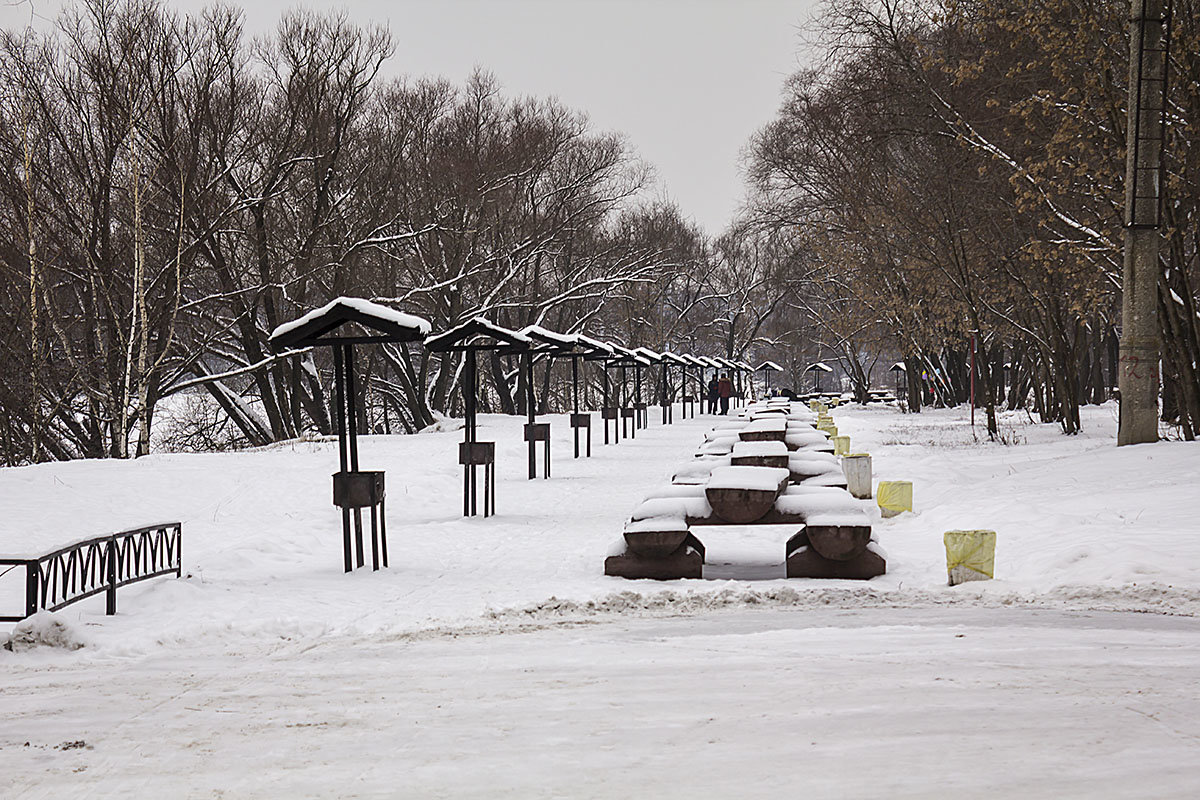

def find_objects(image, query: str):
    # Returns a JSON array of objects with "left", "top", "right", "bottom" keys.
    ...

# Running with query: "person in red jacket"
[{"left": 717, "top": 374, "right": 733, "bottom": 415}]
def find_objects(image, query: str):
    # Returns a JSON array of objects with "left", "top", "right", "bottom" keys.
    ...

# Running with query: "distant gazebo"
[
  {"left": 757, "top": 360, "right": 783, "bottom": 397},
  {"left": 805, "top": 361, "right": 834, "bottom": 393},
  {"left": 425, "top": 318, "right": 531, "bottom": 517}
]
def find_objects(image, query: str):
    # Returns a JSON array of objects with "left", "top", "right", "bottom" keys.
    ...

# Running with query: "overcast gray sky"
[{"left": 2, "top": 0, "right": 822, "bottom": 235}]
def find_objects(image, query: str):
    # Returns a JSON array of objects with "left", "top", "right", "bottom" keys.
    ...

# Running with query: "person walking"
[
  {"left": 717, "top": 374, "right": 733, "bottom": 415},
  {"left": 706, "top": 375, "right": 719, "bottom": 414}
]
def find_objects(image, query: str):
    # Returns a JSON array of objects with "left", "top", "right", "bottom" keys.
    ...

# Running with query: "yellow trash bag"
[
  {"left": 876, "top": 480, "right": 912, "bottom": 518},
  {"left": 944, "top": 530, "right": 996, "bottom": 585},
  {"left": 832, "top": 435, "right": 850, "bottom": 456}
]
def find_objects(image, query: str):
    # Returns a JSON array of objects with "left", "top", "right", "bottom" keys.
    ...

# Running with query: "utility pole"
[{"left": 1118, "top": 0, "right": 1170, "bottom": 446}]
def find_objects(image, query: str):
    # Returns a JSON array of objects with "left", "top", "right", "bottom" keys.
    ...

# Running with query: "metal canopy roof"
[
  {"left": 269, "top": 297, "right": 431, "bottom": 351},
  {"left": 424, "top": 317, "right": 531, "bottom": 353}
]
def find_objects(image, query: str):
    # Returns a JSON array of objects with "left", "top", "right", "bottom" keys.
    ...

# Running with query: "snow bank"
[
  {"left": 418, "top": 411, "right": 465, "bottom": 434},
  {"left": 5, "top": 611, "right": 87, "bottom": 652}
]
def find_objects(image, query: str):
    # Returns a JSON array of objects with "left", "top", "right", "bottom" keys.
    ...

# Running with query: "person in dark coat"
[
  {"left": 706, "top": 376, "right": 719, "bottom": 414},
  {"left": 717, "top": 374, "right": 733, "bottom": 415}
]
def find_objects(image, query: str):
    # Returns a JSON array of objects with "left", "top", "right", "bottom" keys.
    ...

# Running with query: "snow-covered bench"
[{"left": 604, "top": 411, "right": 885, "bottom": 581}]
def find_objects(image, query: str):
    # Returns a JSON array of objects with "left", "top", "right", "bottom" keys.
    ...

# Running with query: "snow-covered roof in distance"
[
  {"left": 659, "top": 351, "right": 688, "bottom": 365},
  {"left": 735, "top": 360, "right": 754, "bottom": 371},
  {"left": 699, "top": 356, "right": 724, "bottom": 369},
  {"left": 805, "top": 362, "right": 834, "bottom": 373},
  {"left": 574, "top": 334, "right": 615, "bottom": 357},
  {"left": 678, "top": 354, "right": 706, "bottom": 367},
  {"left": 606, "top": 342, "right": 637, "bottom": 359},
  {"left": 518, "top": 324, "right": 578, "bottom": 351},
  {"left": 757, "top": 360, "right": 784, "bottom": 372},
  {"left": 890, "top": 361, "right": 907, "bottom": 371},
  {"left": 269, "top": 297, "right": 431, "bottom": 350},
  {"left": 424, "top": 317, "right": 531, "bottom": 351},
  {"left": 633, "top": 347, "right": 663, "bottom": 362}
]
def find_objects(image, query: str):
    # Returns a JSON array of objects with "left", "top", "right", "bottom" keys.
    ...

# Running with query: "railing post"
[
  {"left": 175, "top": 525, "right": 182, "bottom": 577},
  {"left": 25, "top": 561, "right": 40, "bottom": 618},
  {"left": 106, "top": 535, "right": 117, "bottom": 616}
]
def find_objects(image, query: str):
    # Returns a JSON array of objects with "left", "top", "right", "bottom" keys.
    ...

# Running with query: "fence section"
[{"left": 0, "top": 522, "right": 182, "bottom": 622}]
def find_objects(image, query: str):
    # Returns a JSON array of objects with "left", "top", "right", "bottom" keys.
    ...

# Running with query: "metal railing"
[{"left": 0, "top": 522, "right": 182, "bottom": 622}]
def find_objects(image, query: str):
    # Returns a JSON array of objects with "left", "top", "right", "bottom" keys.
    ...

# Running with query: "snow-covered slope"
[{"left": 1, "top": 403, "right": 1197, "bottom": 654}]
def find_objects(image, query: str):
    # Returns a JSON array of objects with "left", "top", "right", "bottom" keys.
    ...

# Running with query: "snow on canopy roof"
[
  {"left": 699, "top": 356, "right": 723, "bottom": 368},
  {"left": 736, "top": 360, "right": 753, "bottom": 370},
  {"left": 659, "top": 351, "right": 688, "bottom": 365},
  {"left": 678, "top": 354, "right": 706, "bottom": 366},
  {"left": 757, "top": 360, "right": 784, "bottom": 372},
  {"left": 890, "top": 361, "right": 907, "bottom": 371},
  {"left": 573, "top": 334, "right": 614, "bottom": 355},
  {"left": 805, "top": 362, "right": 834, "bottom": 373},
  {"left": 633, "top": 347, "right": 663, "bottom": 362},
  {"left": 605, "top": 341, "right": 635, "bottom": 357},
  {"left": 518, "top": 324, "right": 578, "bottom": 350},
  {"left": 424, "top": 316, "right": 531, "bottom": 351},
  {"left": 269, "top": 297, "right": 432, "bottom": 350}
]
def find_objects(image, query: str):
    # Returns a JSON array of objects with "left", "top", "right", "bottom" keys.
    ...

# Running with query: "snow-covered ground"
[{"left": 3, "top": 402, "right": 1199, "bottom": 796}]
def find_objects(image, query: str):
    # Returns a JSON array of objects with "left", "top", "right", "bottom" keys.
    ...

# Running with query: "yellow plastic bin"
[
  {"left": 944, "top": 530, "right": 996, "bottom": 585},
  {"left": 877, "top": 480, "right": 912, "bottom": 518}
]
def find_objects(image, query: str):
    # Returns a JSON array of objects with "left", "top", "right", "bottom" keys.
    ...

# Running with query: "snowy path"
[{"left": 4, "top": 606, "right": 1200, "bottom": 798}]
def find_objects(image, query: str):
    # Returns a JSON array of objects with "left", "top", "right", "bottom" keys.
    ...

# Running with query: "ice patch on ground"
[{"left": 5, "top": 611, "right": 87, "bottom": 652}]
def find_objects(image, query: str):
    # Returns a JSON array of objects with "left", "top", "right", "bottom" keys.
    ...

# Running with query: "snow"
[
  {"left": 630, "top": 494, "right": 713, "bottom": 520},
  {"left": 740, "top": 418, "right": 787, "bottom": 434},
  {"left": 806, "top": 362, "right": 834, "bottom": 373},
  {"left": 632, "top": 346, "right": 662, "bottom": 362},
  {"left": 731, "top": 440, "right": 789, "bottom": 458},
  {"left": 4, "top": 611, "right": 87, "bottom": 652},
  {"left": 624, "top": 517, "right": 689, "bottom": 533},
  {"left": 4, "top": 401, "right": 1200, "bottom": 795},
  {"left": 786, "top": 430, "right": 830, "bottom": 448},
  {"left": 268, "top": 297, "right": 431, "bottom": 342},
  {"left": 517, "top": 324, "right": 578, "bottom": 349},
  {"left": 573, "top": 333, "right": 614, "bottom": 356},
  {"left": 756, "top": 360, "right": 784, "bottom": 372},
  {"left": 706, "top": 465, "right": 790, "bottom": 492},
  {"left": 424, "top": 316, "right": 531, "bottom": 349}
]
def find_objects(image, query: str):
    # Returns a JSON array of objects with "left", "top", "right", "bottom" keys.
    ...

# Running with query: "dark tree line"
[
  {"left": 0, "top": 0, "right": 800, "bottom": 464},
  {"left": 745, "top": 0, "right": 1200, "bottom": 439}
]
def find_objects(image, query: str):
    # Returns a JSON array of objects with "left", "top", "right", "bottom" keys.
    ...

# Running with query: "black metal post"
[
  {"left": 106, "top": 536, "right": 117, "bottom": 615},
  {"left": 526, "top": 352, "right": 536, "bottom": 479},
  {"left": 465, "top": 350, "right": 476, "bottom": 516},
  {"left": 572, "top": 356, "right": 581, "bottom": 457},
  {"left": 25, "top": 561, "right": 40, "bottom": 619},
  {"left": 344, "top": 345, "right": 364, "bottom": 569},
  {"left": 332, "top": 345, "right": 352, "bottom": 573}
]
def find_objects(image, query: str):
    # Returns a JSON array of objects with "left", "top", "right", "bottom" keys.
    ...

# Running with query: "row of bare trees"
[
  {"left": 744, "top": 0, "right": 1200, "bottom": 439},
  {"left": 0, "top": 0, "right": 800, "bottom": 464}
]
